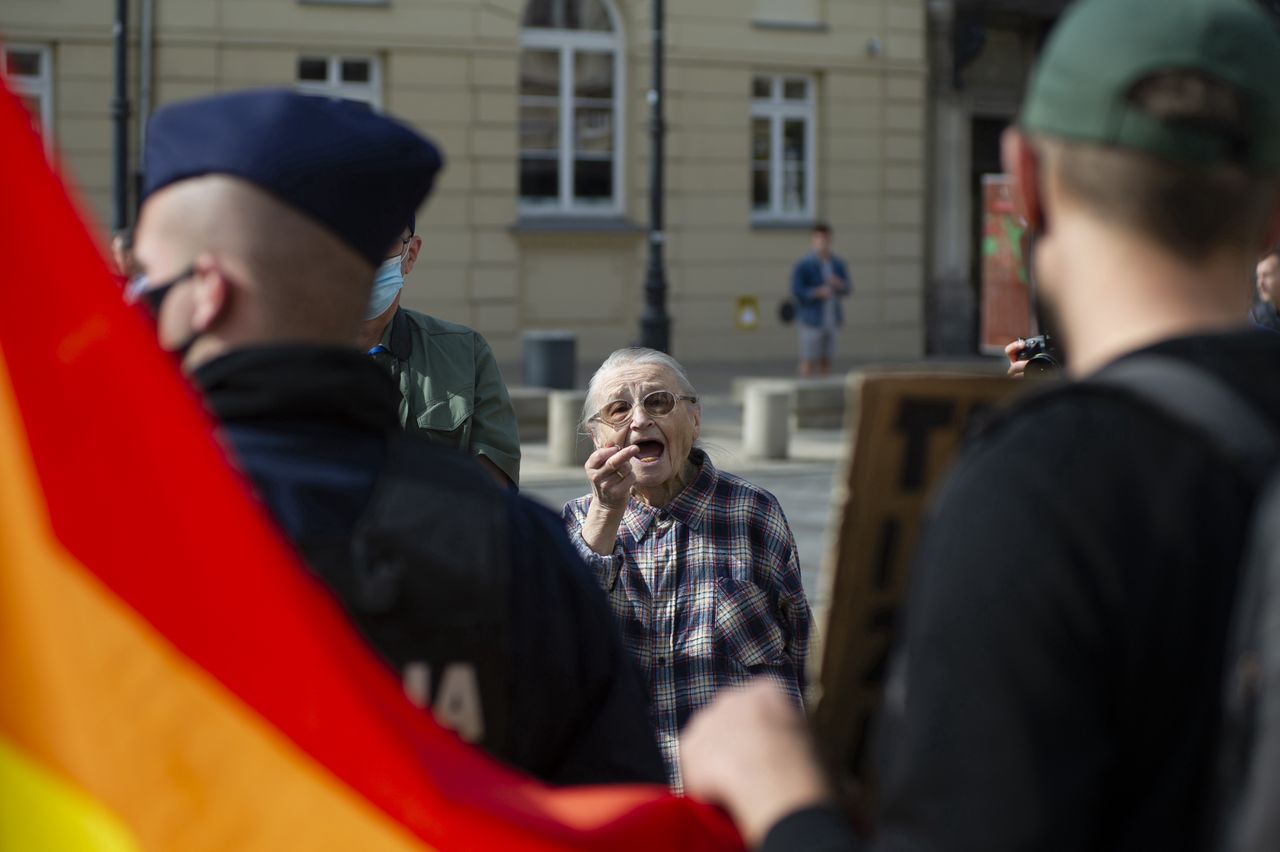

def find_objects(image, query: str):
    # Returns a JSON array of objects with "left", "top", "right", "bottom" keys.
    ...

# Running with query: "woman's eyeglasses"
[{"left": 590, "top": 390, "right": 697, "bottom": 427}]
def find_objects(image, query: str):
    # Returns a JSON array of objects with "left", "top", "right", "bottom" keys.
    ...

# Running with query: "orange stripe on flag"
[
  {"left": 0, "top": 350, "right": 434, "bottom": 852},
  {"left": 0, "top": 76, "right": 741, "bottom": 851}
]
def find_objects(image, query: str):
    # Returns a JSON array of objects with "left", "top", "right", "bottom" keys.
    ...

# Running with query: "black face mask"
[
  {"left": 138, "top": 276, "right": 182, "bottom": 315},
  {"left": 131, "top": 266, "right": 201, "bottom": 360}
]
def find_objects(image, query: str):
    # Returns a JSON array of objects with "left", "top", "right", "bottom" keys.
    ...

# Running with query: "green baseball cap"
[{"left": 1021, "top": 0, "right": 1280, "bottom": 173}]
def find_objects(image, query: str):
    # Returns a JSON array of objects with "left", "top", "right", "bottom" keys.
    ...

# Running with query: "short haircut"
[
  {"left": 581, "top": 347, "right": 698, "bottom": 433},
  {"left": 812, "top": 222, "right": 831, "bottom": 236},
  {"left": 1034, "top": 70, "right": 1279, "bottom": 264},
  {"left": 142, "top": 175, "right": 373, "bottom": 342}
]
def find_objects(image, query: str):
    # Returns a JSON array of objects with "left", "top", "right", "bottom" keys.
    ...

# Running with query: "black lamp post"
[
  {"left": 639, "top": 0, "right": 671, "bottom": 353},
  {"left": 111, "top": 0, "right": 130, "bottom": 232}
]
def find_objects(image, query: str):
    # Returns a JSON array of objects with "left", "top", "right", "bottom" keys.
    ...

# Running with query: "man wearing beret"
[
  {"left": 359, "top": 218, "right": 521, "bottom": 488},
  {"left": 127, "top": 89, "right": 664, "bottom": 786},
  {"left": 680, "top": 0, "right": 1280, "bottom": 849}
]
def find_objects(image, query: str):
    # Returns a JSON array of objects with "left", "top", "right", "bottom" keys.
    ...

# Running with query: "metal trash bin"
[{"left": 522, "top": 330, "right": 576, "bottom": 389}]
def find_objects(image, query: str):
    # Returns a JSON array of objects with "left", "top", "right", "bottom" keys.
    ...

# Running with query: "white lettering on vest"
[{"left": 401, "top": 661, "right": 485, "bottom": 743}]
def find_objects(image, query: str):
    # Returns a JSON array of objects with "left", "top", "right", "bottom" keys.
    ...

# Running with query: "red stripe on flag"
[{"left": 0, "top": 80, "right": 739, "bottom": 851}]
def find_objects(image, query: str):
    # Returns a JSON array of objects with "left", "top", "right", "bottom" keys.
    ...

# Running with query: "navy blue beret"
[{"left": 143, "top": 89, "right": 442, "bottom": 266}]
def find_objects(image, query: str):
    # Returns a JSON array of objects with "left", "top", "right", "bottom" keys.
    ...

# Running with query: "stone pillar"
[
  {"left": 548, "top": 390, "right": 592, "bottom": 467},
  {"left": 743, "top": 385, "right": 791, "bottom": 460}
]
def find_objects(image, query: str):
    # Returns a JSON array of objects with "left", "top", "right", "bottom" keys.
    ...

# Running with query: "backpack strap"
[
  {"left": 1091, "top": 355, "right": 1280, "bottom": 851},
  {"left": 1223, "top": 479, "right": 1280, "bottom": 851},
  {"left": 1091, "top": 355, "right": 1280, "bottom": 467}
]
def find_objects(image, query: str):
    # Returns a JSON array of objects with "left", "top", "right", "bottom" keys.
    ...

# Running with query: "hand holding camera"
[{"left": 1006, "top": 334, "right": 1063, "bottom": 379}]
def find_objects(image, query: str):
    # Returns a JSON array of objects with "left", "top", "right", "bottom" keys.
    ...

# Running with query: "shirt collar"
[
  {"left": 620, "top": 448, "right": 716, "bottom": 541},
  {"left": 193, "top": 344, "right": 401, "bottom": 433},
  {"left": 381, "top": 307, "right": 413, "bottom": 361}
]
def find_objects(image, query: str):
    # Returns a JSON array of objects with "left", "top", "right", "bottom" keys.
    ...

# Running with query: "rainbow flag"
[{"left": 0, "top": 82, "right": 741, "bottom": 851}]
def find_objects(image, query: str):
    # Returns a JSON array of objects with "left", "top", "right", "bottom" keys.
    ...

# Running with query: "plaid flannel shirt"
[{"left": 563, "top": 450, "right": 811, "bottom": 789}]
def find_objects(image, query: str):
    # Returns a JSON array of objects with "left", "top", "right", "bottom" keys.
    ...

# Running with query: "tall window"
[
  {"left": 2, "top": 45, "right": 54, "bottom": 149},
  {"left": 296, "top": 55, "right": 381, "bottom": 108},
  {"left": 751, "top": 74, "right": 816, "bottom": 221},
  {"left": 520, "top": 0, "right": 623, "bottom": 215}
]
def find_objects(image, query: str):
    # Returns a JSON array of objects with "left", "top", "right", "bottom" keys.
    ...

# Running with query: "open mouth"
[{"left": 632, "top": 440, "right": 665, "bottom": 463}]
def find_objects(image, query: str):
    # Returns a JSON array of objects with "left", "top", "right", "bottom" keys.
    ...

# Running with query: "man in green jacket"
[{"left": 358, "top": 219, "right": 521, "bottom": 487}]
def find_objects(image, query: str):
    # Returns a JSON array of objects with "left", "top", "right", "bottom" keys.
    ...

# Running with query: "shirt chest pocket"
[
  {"left": 405, "top": 390, "right": 473, "bottom": 451},
  {"left": 713, "top": 578, "right": 786, "bottom": 669}
]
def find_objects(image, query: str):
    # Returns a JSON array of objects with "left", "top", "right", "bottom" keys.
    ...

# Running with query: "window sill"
[
  {"left": 510, "top": 216, "right": 645, "bottom": 235},
  {"left": 751, "top": 219, "right": 817, "bottom": 231},
  {"left": 751, "top": 19, "right": 828, "bottom": 32}
]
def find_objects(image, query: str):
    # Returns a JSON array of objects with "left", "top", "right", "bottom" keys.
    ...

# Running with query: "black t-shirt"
[{"left": 765, "top": 330, "right": 1280, "bottom": 852}]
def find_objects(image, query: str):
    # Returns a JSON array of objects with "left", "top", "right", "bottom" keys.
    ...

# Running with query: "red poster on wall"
[{"left": 978, "top": 175, "right": 1032, "bottom": 354}]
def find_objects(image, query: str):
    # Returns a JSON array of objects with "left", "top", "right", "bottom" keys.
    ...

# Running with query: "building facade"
[
  {"left": 1, "top": 0, "right": 928, "bottom": 370},
  {"left": 924, "top": 0, "right": 1065, "bottom": 354}
]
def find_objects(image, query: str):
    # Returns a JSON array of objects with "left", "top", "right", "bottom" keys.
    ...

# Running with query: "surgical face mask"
[{"left": 365, "top": 256, "right": 404, "bottom": 321}]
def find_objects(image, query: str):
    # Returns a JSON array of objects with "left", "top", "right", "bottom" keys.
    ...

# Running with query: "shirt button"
[{"left": 656, "top": 655, "right": 669, "bottom": 665}]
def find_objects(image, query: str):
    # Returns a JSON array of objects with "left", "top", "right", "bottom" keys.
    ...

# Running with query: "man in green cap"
[{"left": 677, "top": 0, "right": 1280, "bottom": 849}]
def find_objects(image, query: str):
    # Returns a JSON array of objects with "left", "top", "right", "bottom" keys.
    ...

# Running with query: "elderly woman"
[{"left": 562, "top": 347, "right": 811, "bottom": 788}]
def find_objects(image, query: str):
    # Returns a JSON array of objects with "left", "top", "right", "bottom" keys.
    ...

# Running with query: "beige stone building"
[
  {"left": 924, "top": 0, "right": 1065, "bottom": 355},
  {"left": 1, "top": 0, "right": 927, "bottom": 371}
]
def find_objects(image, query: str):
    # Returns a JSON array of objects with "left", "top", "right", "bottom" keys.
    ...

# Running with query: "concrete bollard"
[
  {"left": 548, "top": 390, "right": 592, "bottom": 467},
  {"left": 743, "top": 385, "right": 792, "bottom": 460},
  {"left": 508, "top": 387, "right": 550, "bottom": 442}
]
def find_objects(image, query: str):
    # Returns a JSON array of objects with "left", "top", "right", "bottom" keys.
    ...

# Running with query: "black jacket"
[
  {"left": 767, "top": 330, "right": 1280, "bottom": 851},
  {"left": 193, "top": 345, "right": 665, "bottom": 786}
]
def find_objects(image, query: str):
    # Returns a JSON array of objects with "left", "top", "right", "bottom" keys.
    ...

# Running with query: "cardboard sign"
[
  {"left": 978, "top": 175, "right": 1033, "bottom": 354},
  {"left": 811, "top": 372, "right": 1025, "bottom": 786}
]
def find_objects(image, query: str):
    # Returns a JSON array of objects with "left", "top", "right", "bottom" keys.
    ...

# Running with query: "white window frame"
[
  {"left": 296, "top": 54, "right": 382, "bottom": 110},
  {"left": 751, "top": 74, "right": 817, "bottom": 223},
  {"left": 2, "top": 44, "right": 55, "bottom": 152},
  {"left": 519, "top": 0, "right": 626, "bottom": 217}
]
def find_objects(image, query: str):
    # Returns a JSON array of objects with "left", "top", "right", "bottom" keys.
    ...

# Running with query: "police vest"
[{"left": 298, "top": 433, "right": 511, "bottom": 757}]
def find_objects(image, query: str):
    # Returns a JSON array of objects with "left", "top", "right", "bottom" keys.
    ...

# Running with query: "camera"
[{"left": 1018, "top": 334, "right": 1063, "bottom": 375}]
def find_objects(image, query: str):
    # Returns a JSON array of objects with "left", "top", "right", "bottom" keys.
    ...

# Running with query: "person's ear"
[
  {"left": 1002, "top": 127, "right": 1046, "bottom": 233},
  {"left": 401, "top": 234, "right": 423, "bottom": 277},
  {"left": 188, "top": 255, "right": 231, "bottom": 333},
  {"left": 690, "top": 403, "right": 701, "bottom": 444}
]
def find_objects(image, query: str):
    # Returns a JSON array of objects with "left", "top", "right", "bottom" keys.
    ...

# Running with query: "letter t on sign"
[{"left": 894, "top": 400, "right": 955, "bottom": 491}]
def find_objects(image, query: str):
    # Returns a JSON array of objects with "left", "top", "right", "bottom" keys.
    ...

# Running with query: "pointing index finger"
[
  {"left": 586, "top": 444, "right": 621, "bottom": 471},
  {"left": 609, "top": 444, "right": 640, "bottom": 473}
]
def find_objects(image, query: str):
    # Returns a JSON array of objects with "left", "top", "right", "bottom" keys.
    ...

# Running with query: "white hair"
[{"left": 581, "top": 347, "right": 699, "bottom": 432}]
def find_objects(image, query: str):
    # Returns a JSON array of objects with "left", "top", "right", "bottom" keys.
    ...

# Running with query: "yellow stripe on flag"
[
  {"left": 0, "top": 350, "right": 434, "bottom": 851},
  {"left": 0, "top": 735, "right": 142, "bottom": 852}
]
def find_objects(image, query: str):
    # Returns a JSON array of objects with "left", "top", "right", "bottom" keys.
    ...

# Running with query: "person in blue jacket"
[{"left": 790, "top": 222, "right": 851, "bottom": 376}]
